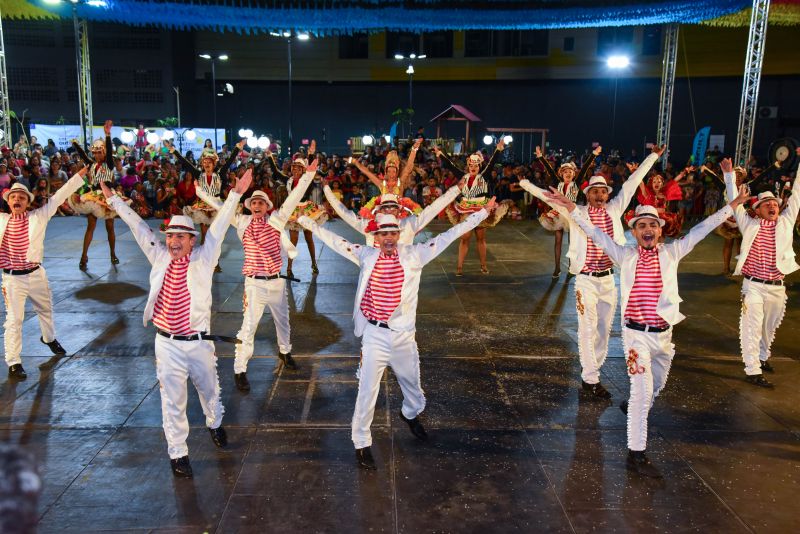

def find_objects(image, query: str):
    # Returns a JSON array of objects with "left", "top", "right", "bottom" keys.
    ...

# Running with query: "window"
[
  {"left": 642, "top": 26, "right": 662, "bottom": 56},
  {"left": 423, "top": 31, "right": 453, "bottom": 58},
  {"left": 386, "top": 32, "right": 420, "bottom": 59},
  {"left": 563, "top": 37, "right": 575, "bottom": 52},
  {"left": 598, "top": 27, "right": 634, "bottom": 56},
  {"left": 339, "top": 33, "right": 369, "bottom": 59},
  {"left": 465, "top": 30, "right": 548, "bottom": 57}
]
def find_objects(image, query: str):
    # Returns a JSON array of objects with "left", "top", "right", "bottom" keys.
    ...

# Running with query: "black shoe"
[
  {"left": 355, "top": 447, "right": 376, "bottom": 470},
  {"left": 209, "top": 426, "right": 228, "bottom": 448},
  {"left": 234, "top": 372, "right": 251, "bottom": 392},
  {"left": 620, "top": 400, "right": 628, "bottom": 415},
  {"left": 110, "top": 255, "right": 120, "bottom": 265},
  {"left": 581, "top": 380, "right": 612, "bottom": 399},
  {"left": 399, "top": 412, "right": 428, "bottom": 441},
  {"left": 626, "top": 450, "right": 662, "bottom": 479},
  {"left": 7, "top": 364, "right": 27, "bottom": 380},
  {"left": 745, "top": 374, "right": 774, "bottom": 388},
  {"left": 760, "top": 361, "right": 775, "bottom": 373},
  {"left": 170, "top": 456, "right": 193, "bottom": 478},
  {"left": 214, "top": 264, "right": 222, "bottom": 273},
  {"left": 40, "top": 337, "right": 67, "bottom": 356},
  {"left": 279, "top": 352, "right": 298, "bottom": 370},
  {"left": 311, "top": 263, "right": 319, "bottom": 275},
  {"left": 78, "top": 258, "right": 88, "bottom": 271}
]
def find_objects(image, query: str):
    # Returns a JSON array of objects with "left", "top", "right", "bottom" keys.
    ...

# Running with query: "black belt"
[
  {"left": 247, "top": 273, "right": 280, "bottom": 280},
  {"left": 157, "top": 330, "right": 242, "bottom": 344},
  {"left": 625, "top": 321, "right": 670, "bottom": 333},
  {"left": 579, "top": 268, "right": 613, "bottom": 278},
  {"left": 744, "top": 275, "right": 784, "bottom": 286},
  {"left": 3, "top": 266, "right": 40, "bottom": 276},
  {"left": 367, "top": 319, "right": 390, "bottom": 329}
]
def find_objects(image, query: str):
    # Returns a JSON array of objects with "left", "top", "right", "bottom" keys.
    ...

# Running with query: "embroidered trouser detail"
[
  {"left": 622, "top": 328, "right": 674, "bottom": 451},
  {"left": 739, "top": 279, "right": 787, "bottom": 376},
  {"left": 2, "top": 268, "right": 56, "bottom": 367},
  {"left": 234, "top": 277, "right": 291, "bottom": 373},
  {"left": 575, "top": 274, "right": 616, "bottom": 384},
  {"left": 154, "top": 336, "right": 224, "bottom": 459}
]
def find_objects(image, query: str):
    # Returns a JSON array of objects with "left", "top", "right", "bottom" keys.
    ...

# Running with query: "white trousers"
[
  {"left": 622, "top": 327, "right": 675, "bottom": 452},
  {"left": 575, "top": 274, "right": 616, "bottom": 384},
  {"left": 740, "top": 279, "right": 787, "bottom": 376},
  {"left": 2, "top": 268, "right": 56, "bottom": 367},
  {"left": 352, "top": 323, "right": 426, "bottom": 449},
  {"left": 234, "top": 276, "right": 291, "bottom": 374},
  {"left": 154, "top": 335, "right": 224, "bottom": 459}
]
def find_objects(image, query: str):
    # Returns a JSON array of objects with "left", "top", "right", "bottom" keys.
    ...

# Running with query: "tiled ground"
[{"left": 1, "top": 216, "right": 799, "bottom": 533}]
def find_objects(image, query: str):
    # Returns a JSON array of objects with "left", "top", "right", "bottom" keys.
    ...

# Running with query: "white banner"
[{"left": 30, "top": 124, "right": 226, "bottom": 156}]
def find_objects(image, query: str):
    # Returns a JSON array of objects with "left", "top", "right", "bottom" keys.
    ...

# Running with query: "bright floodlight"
[
  {"left": 418, "top": 54, "right": 427, "bottom": 59},
  {"left": 120, "top": 130, "right": 134, "bottom": 143},
  {"left": 43, "top": 0, "right": 61, "bottom": 4},
  {"left": 283, "top": 31, "right": 291, "bottom": 37},
  {"left": 238, "top": 129, "right": 246, "bottom": 138},
  {"left": 146, "top": 132, "right": 159, "bottom": 144},
  {"left": 406, "top": 65, "right": 415, "bottom": 75},
  {"left": 503, "top": 135, "right": 513, "bottom": 144},
  {"left": 394, "top": 54, "right": 404, "bottom": 60},
  {"left": 483, "top": 135, "right": 493, "bottom": 146},
  {"left": 162, "top": 130, "right": 175, "bottom": 141},
  {"left": 86, "top": 0, "right": 107, "bottom": 6},
  {"left": 257, "top": 136, "right": 270, "bottom": 150},
  {"left": 247, "top": 137, "right": 258, "bottom": 149},
  {"left": 225, "top": 83, "right": 234, "bottom": 94},
  {"left": 238, "top": 128, "right": 253, "bottom": 138},
  {"left": 409, "top": 54, "right": 416, "bottom": 59},
  {"left": 185, "top": 130, "right": 197, "bottom": 141},
  {"left": 297, "top": 33, "right": 310, "bottom": 41},
  {"left": 384, "top": 135, "right": 391, "bottom": 143},
  {"left": 269, "top": 32, "right": 281, "bottom": 37},
  {"left": 216, "top": 93, "right": 224, "bottom": 97},
  {"left": 218, "top": 54, "right": 229, "bottom": 61},
  {"left": 607, "top": 55, "right": 630, "bottom": 69},
  {"left": 362, "top": 135, "right": 374, "bottom": 146},
  {"left": 199, "top": 54, "right": 211, "bottom": 59}
]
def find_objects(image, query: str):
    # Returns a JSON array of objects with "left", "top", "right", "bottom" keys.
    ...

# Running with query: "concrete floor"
[{"left": 2, "top": 216, "right": 799, "bottom": 533}]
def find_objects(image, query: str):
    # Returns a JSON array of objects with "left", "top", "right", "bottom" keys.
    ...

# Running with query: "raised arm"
[
  {"left": 271, "top": 160, "right": 319, "bottom": 230},
  {"left": 195, "top": 184, "right": 223, "bottom": 210},
  {"left": 171, "top": 147, "right": 200, "bottom": 178},
  {"left": 41, "top": 168, "right": 88, "bottom": 219},
  {"left": 201, "top": 170, "right": 250, "bottom": 264},
  {"left": 265, "top": 152, "right": 289, "bottom": 184},
  {"left": 350, "top": 157, "right": 381, "bottom": 189},
  {"left": 72, "top": 140, "right": 92, "bottom": 165},
  {"left": 218, "top": 140, "right": 244, "bottom": 176},
  {"left": 480, "top": 139, "right": 505, "bottom": 175},
  {"left": 410, "top": 184, "right": 462, "bottom": 232},
  {"left": 103, "top": 127, "right": 114, "bottom": 170},
  {"left": 298, "top": 215, "right": 363, "bottom": 266},
  {"left": 324, "top": 183, "right": 366, "bottom": 235},
  {"left": 576, "top": 145, "right": 601, "bottom": 184},
  {"left": 535, "top": 146, "right": 558, "bottom": 182},
  {"left": 518, "top": 179, "right": 569, "bottom": 218},
  {"left": 417, "top": 205, "right": 491, "bottom": 265},
  {"left": 721, "top": 158, "right": 747, "bottom": 226},
  {"left": 101, "top": 182, "right": 165, "bottom": 264},
  {"left": 434, "top": 146, "right": 465, "bottom": 176},
  {"left": 780, "top": 155, "right": 800, "bottom": 223},
  {"left": 609, "top": 147, "right": 663, "bottom": 213},
  {"left": 399, "top": 138, "right": 422, "bottom": 191}
]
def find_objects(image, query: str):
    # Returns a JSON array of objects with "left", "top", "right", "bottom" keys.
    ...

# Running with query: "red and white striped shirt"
[
  {"left": 581, "top": 207, "right": 614, "bottom": 273},
  {"left": 360, "top": 252, "right": 404, "bottom": 322},
  {"left": 152, "top": 256, "right": 195, "bottom": 335},
  {"left": 242, "top": 216, "right": 282, "bottom": 276},
  {"left": 0, "top": 214, "right": 38, "bottom": 271},
  {"left": 624, "top": 246, "right": 669, "bottom": 329},
  {"left": 741, "top": 220, "right": 783, "bottom": 281}
]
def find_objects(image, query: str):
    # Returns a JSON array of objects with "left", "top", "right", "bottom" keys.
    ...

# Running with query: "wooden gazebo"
[{"left": 430, "top": 105, "right": 481, "bottom": 152}]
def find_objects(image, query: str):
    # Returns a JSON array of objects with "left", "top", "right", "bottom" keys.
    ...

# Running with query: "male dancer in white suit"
[
  {"left": 518, "top": 144, "right": 663, "bottom": 397},
  {"left": 100, "top": 171, "right": 251, "bottom": 478},
  {"left": 546, "top": 184, "right": 749, "bottom": 478},
  {"left": 722, "top": 153, "right": 800, "bottom": 387},
  {"left": 298, "top": 199, "right": 497, "bottom": 470}
]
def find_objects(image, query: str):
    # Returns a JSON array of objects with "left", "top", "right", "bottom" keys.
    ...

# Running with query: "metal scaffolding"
[
  {"left": 735, "top": 0, "right": 771, "bottom": 166},
  {"left": 73, "top": 9, "right": 94, "bottom": 147},
  {"left": 0, "top": 10, "right": 13, "bottom": 147},
  {"left": 656, "top": 24, "right": 679, "bottom": 166}
]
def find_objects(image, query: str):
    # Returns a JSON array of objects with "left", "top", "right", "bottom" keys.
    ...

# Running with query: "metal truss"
[
  {"left": 0, "top": 10, "right": 13, "bottom": 147},
  {"left": 656, "top": 24, "right": 679, "bottom": 166},
  {"left": 74, "top": 10, "right": 94, "bottom": 147},
  {"left": 735, "top": 0, "right": 771, "bottom": 166}
]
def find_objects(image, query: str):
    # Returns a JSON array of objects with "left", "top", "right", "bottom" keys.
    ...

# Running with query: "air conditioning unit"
[{"left": 758, "top": 106, "right": 778, "bottom": 119}]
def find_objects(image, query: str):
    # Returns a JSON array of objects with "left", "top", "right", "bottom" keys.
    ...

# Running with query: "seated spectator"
[
  {"left": 421, "top": 177, "right": 442, "bottom": 207},
  {"left": 119, "top": 166, "right": 140, "bottom": 194}
]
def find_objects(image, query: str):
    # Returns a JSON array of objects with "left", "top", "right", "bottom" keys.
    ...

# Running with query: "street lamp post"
[
  {"left": 271, "top": 31, "right": 309, "bottom": 157},
  {"left": 199, "top": 53, "right": 228, "bottom": 150},
  {"left": 393, "top": 53, "right": 426, "bottom": 139}
]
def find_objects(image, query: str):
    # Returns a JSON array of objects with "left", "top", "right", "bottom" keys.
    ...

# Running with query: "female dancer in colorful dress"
[
  {"left": 171, "top": 140, "right": 243, "bottom": 244},
  {"left": 70, "top": 120, "right": 119, "bottom": 271},
  {"left": 351, "top": 139, "right": 421, "bottom": 198},
  {"left": 632, "top": 168, "right": 687, "bottom": 238},
  {"left": 264, "top": 140, "right": 326, "bottom": 278},
  {"left": 434, "top": 139, "right": 508, "bottom": 276},
  {"left": 535, "top": 145, "right": 598, "bottom": 279}
]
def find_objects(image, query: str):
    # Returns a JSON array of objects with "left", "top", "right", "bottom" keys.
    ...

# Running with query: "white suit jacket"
[
  {"left": 299, "top": 210, "right": 488, "bottom": 336},
  {"left": 519, "top": 152, "right": 659, "bottom": 274},
  {"left": 109, "top": 190, "right": 241, "bottom": 331},
  {"left": 323, "top": 184, "right": 461, "bottom": 247},
  {"left": 724, "top": 167, "right": 800, "bottom": 276},
  {"left": 0, "top": 172, "right": 85, "bottom": 264},
  {"left": 197, "top": 169, "right": 316, "bottom": 259},
  {"left": 571, "top": 204, "right": 733, "bottom": 326}
]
